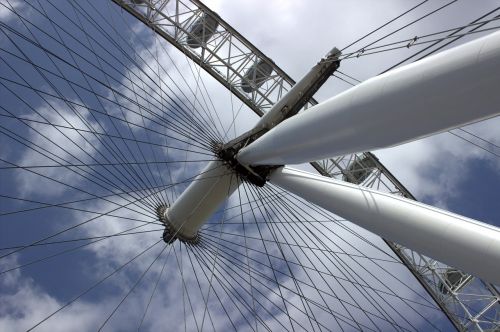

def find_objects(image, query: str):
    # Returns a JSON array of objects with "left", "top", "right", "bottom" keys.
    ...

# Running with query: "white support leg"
[
  {"left": 237, "top": 31, "right": 500, "bottom": 166},
  {"left": 163, "top": 160, "right": 238, "bottom": 241},
  {"left": 270, "top": 167, "right": 500, "bottom": 285}
]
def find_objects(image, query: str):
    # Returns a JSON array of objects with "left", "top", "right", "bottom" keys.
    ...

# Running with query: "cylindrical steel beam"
[
  {"left": 237, "top": 31, "right": 500, "bottom": 166},
  {"left": 163, "top": 160, "right": 238, "bottom": 240},
  {"left": 270, "top": 167, "right": 500, "bottom": 285}
]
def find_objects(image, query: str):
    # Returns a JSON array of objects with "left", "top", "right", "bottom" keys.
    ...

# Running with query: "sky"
[{"left": 0, "top": 0, "right": 499, "bottom": 331}]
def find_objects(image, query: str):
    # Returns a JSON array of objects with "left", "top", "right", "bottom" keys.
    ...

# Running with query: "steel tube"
[
  {"left": 270, "top": 167, "right": 500, "bottom": 285},
  {"left": 164, "top": 160, "right": 238, "bottom": 240},
  {"left": 237, "top": 31, "right": 500, "bottom": 166}
]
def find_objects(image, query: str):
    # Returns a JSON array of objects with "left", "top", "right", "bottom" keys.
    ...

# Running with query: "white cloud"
[
  {"left": 375, "top": 116, "right": 500, "bottom": 207},
  {"left": 0, "top": 256, "right": 104, "bottom": 332},
  {"left": 15, "top": 101, "right": 100, "bottom": 198},
  {"left": 0, "top": 0, "right": 23, "bottom": 22}
]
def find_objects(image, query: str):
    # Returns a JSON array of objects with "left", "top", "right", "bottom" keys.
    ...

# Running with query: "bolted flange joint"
[{"left": 156, "top": 204, "right": 200, "bottom": 245}]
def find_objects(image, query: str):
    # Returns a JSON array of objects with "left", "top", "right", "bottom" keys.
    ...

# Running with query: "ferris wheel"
[{"left": 0, "top": 0, "right": 499, "bottom": 331}]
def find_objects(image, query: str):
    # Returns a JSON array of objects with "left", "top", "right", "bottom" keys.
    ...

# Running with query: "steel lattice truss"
[{"left": 113, "top": 0, "right": 500, "bottom": 330}]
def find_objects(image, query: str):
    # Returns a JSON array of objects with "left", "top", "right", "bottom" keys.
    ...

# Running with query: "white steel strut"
[
  {"left": 270, "top": 167, "right": 500, "bottom": 285},
  {"left": 237, "top": 31, "right": 500, "bottom": 166},
  {"left": 162, "top": 160, "right": 237, "bottom": 242}
]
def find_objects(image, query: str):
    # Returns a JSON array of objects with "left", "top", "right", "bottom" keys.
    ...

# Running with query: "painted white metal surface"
[
  {"left": 164, "top": 160, "right": 238, "bottom": 239},
  {"left": 237, "top": 31, "right": 500, "bottom": 166},
  {"left": 270, "top": 167, "right": 500, "bottom": 285}
]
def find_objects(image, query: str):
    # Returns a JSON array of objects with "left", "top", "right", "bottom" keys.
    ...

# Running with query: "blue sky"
[
  {"left": 447, "top": 158, "right": 500, "bottom": 226},
  {"left": 1, "top": 0, "right": 499, "bottom": 331}
]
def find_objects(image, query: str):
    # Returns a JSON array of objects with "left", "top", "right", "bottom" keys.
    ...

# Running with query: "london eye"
[{"left": 1, "top": 1, "right": 499, "bottom": 331}]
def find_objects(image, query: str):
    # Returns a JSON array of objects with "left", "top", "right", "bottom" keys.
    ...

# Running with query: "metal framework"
[{"left": 113, "top": 0, "right": 500, "bottom": 330}]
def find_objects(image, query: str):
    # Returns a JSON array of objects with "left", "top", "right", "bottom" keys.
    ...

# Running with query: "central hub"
[{"left": 213, "top": 137, "right": 279, "bottom": 187}]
